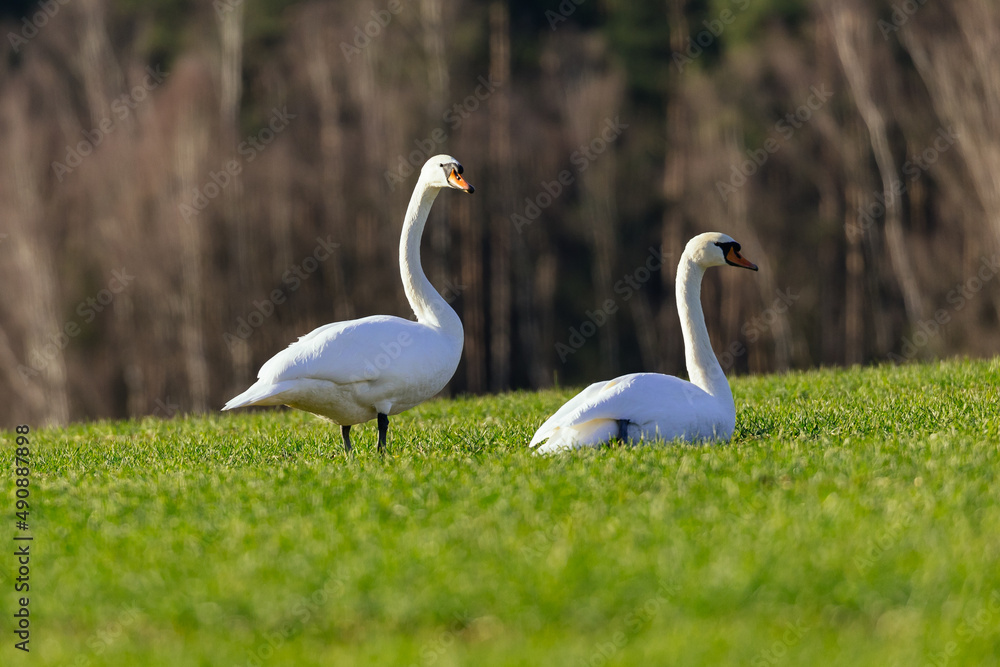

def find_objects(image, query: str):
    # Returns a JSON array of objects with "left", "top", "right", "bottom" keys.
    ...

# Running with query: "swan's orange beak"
[
  {"left": 725, "top": 246, "right": 758, "bottom": 271},
  {"left": 448, "top": 168, "right": 475, "bottom": 193}
]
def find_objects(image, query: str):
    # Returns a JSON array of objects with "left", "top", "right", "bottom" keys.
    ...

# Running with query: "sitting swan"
[
  {"left": 223, "top": 155, "right": 475, "bottom": 453},
  {"left": 530, "top": 232, "right": 758, "bottom": 452}
]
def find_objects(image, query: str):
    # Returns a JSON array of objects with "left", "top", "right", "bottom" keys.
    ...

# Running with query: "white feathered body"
[
  {"left": 530, "top": 373, "right": 735, "bottom": 453},
  {"left": 223, "top": 155, "right": 474, "bottom": 432},
  {"left": 223, "top": 315, "right": 462, "bottom": 425}
]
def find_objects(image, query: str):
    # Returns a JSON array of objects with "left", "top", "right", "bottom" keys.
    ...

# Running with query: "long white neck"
[
  {"left": 399, "top": 177, "right": 463, "bottom": 339},
  {"left": 675, "top": 256, "right": 733, "bottom": 407}
]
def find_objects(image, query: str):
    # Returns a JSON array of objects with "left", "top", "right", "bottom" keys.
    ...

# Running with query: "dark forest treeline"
[{"left": 1, "top": 0, "right": 998, "bottom": 426}]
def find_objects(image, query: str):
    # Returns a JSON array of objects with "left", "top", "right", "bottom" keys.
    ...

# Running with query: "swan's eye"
[
  {"left": 716, "top": 240, "right": 758, "bottom": 270},
  {"left": 715, "top": 241, "right": 740, "bottom": 256},
  {"left": 445, "top": 167, "right": 476, "bottom": 193}
]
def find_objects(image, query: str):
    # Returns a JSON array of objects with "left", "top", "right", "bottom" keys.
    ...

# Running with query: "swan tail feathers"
[
  {"left": 222, "top": 381, "right": 290, "bottom": 411},
  {"left": 532, "top": 419, "right": 619, "bottom": 454}
]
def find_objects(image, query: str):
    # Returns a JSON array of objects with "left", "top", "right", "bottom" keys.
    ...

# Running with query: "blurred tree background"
[{"left": 1, "top": 0, "right": 998, "bottom": 426}]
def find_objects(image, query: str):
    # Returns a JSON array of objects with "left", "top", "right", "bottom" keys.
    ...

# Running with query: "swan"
[
  {"left": 223, "top": 155, "right": 475, "bottom": 453},
  {"left": 530, "top": 232, "right": 758, "bottom": 453}
]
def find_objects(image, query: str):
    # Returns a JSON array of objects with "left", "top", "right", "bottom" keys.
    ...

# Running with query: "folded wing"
[{"left": 530, "top": 373, "right": 716, "bottom": 452}]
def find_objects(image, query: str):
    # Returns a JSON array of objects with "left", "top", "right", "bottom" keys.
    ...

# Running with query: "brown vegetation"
[{"left": 0, "top": 0, "right": 997, "bottom": 426}]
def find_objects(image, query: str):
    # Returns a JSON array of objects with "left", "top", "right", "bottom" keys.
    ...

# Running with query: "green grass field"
[{"left": 5, "top": 359, "right": 1000, "bottom": 666}]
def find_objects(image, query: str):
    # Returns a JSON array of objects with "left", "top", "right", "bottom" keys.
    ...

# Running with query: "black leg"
[
  {"left": 617, "top": 419, "right": 630, "bottom": 444},
  {"left": 341, "top": 425, "right": 352, "bottom": 455},
  {"left": 377, "top": 413, "right": 389, "bottom": 454}
]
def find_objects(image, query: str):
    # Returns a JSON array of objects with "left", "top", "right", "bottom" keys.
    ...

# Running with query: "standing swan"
[
  {"left": 530, "top": 232, "right": 758, "bottom": 453},
  {"left": 223, "top": 155, "right": 475, "bottom": 453}
]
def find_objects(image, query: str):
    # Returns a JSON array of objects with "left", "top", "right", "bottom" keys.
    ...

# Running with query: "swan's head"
[
  {"left": 686, "top": 232, "right": 758, "bottom": 271},
  {"left": 422, "top": 155, "right": 475, "bottom": 193}
]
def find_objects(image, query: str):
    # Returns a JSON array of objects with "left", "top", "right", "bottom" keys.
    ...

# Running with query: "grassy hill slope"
[{"left": 6, "top": 359, "right": 1000, "bottom": 665}]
